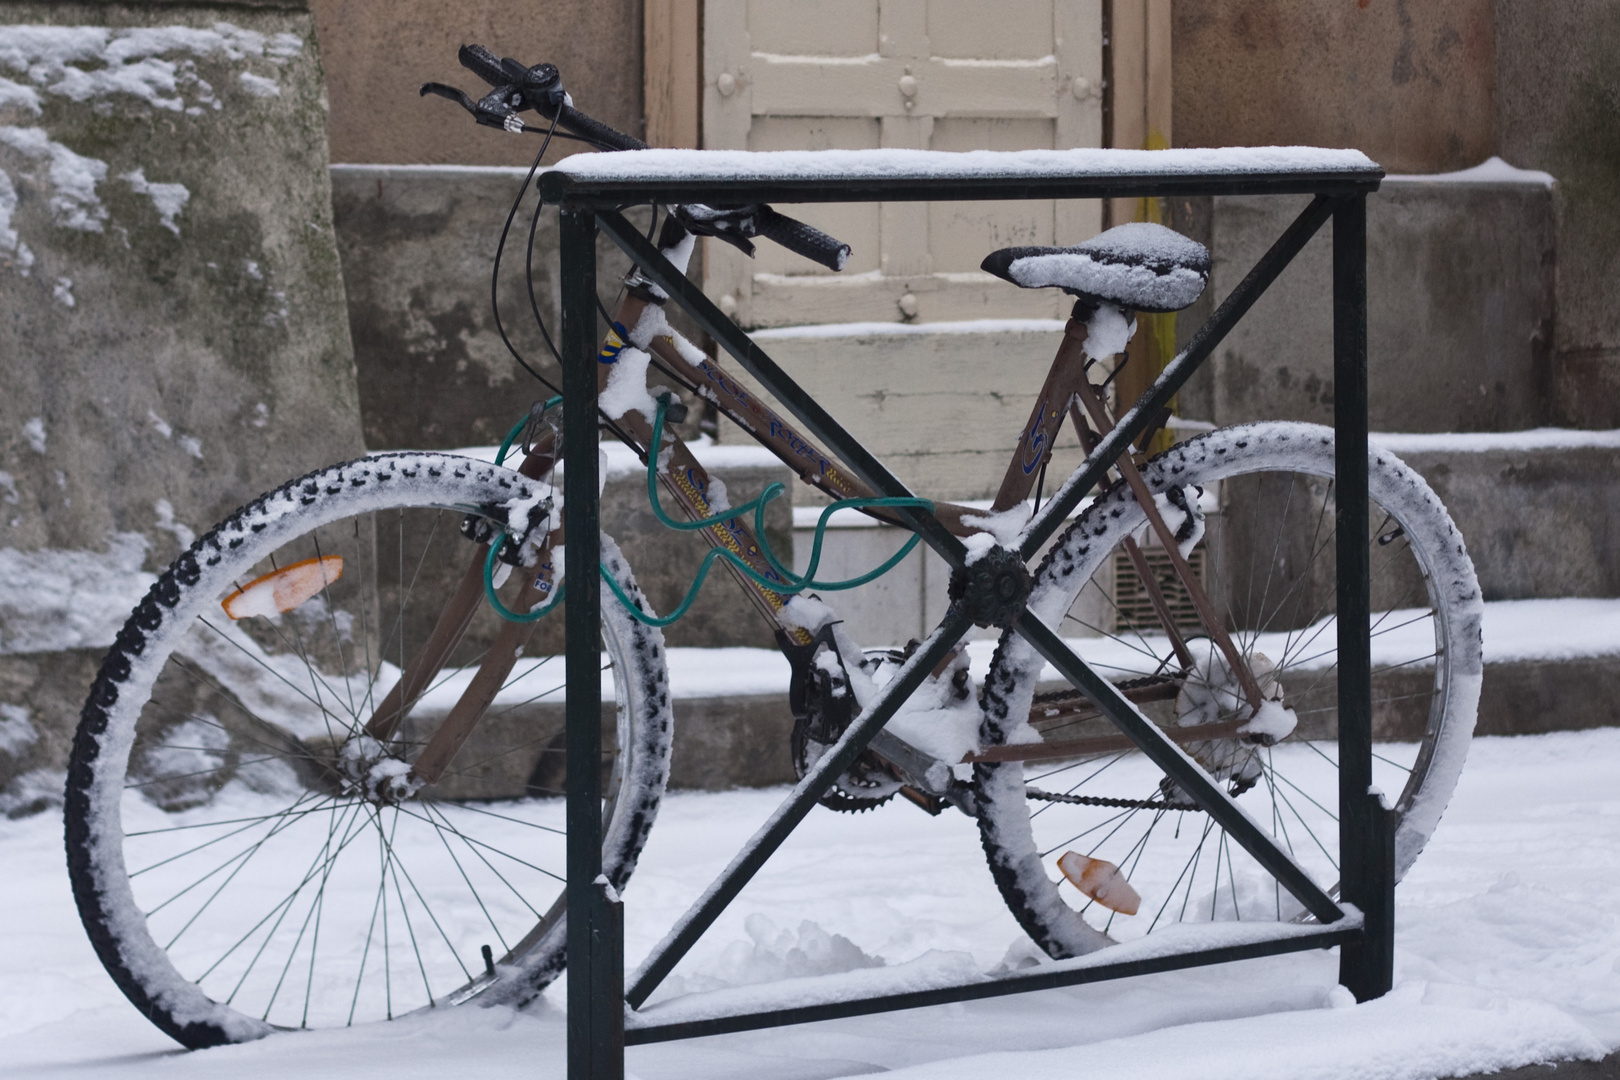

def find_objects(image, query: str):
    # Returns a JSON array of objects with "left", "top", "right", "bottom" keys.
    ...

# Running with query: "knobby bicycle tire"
[
  {"left": 65, "top": 454, "right": 673, "bottom": 1047},
  {"left": 976, "top": 422, "right": 1483, "bottom": 958}
]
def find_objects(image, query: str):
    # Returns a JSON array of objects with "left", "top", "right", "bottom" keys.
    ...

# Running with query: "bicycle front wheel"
[
  {"left": 65, "top": 454, "right": 672, "bottom": 1047},
  {"left": 976, "top": 422, "right": 1482, "bottom": 958}
]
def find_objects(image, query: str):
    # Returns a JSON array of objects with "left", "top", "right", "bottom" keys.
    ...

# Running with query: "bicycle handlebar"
[
  {"left": 754, "top": 206, "right": 851, "bottom": 271},
  {"left": 425, "top": 46, "right": 851, "bottom": 271}
]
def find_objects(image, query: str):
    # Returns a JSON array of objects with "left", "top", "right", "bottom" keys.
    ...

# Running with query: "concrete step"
[
  {"left": 648, "top": 598, "right": 1620, "bottom": 790},
  {"left": 1371, "top": 429, "right": 1620, "bottom": 601},
  {"left": 786, "top": 427, "right": 1620, "bottom": 650}
]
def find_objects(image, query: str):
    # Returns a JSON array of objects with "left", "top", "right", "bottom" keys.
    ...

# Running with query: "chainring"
[{"left": 789, "top": 644, "right": 903, "bottom": 813}]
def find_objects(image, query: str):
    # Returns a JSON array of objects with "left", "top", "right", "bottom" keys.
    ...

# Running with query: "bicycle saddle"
[{"left": 981, "top": 222, "right": 1210, "bottom": 313}]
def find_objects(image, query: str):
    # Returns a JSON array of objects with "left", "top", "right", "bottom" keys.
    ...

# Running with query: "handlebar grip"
[
  {"left": 458, "top": 44, "right": 509, "bottom": 88},
  {"left": 556, "top": 103, "right": 647, "bottom": 152},
  {"left": 754, "top": 207, "right": 851, "bottom": 271}
]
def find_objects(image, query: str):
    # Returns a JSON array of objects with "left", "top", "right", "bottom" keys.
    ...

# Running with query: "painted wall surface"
[
  {"left": 307, "top": 0, "right": 642, "bottom": 166},
  {"left": 1172, "top": 0, "right": 1495, "bottom": 174}
]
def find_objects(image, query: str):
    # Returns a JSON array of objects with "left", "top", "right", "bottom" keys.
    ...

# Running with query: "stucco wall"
[
  {"left": 307, "top": 0, "right": 643, "bottom": 166},
  {"left": 1172, "top": 0, "right": 1494, "bottom": 174},
  {"left": 1494, "top": 0, "right": 1620, "bottom": 429}
]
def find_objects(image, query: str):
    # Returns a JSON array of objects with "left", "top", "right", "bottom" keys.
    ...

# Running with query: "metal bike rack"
[{"left": 538, "top": 150, "right": 1391, "bottom": 1079}]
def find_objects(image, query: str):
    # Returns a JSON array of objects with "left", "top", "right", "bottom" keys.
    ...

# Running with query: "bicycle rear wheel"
[
  {"left": 65, "top": 454, "right": 672, "bottom": 1047},
  {"left": 976, "top": 422, "right": 1482, "bottom": 957}
]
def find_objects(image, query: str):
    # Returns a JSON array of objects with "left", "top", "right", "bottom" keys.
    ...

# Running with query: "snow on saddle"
[{"left": 981, "top": 221, "right": 1211, "bottom": 314}]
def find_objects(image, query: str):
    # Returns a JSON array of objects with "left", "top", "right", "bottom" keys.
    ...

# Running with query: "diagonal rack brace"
[
  {"left": 595, "top": 195, "right": 1350, "bottom": 1010},
  {"left": 625, "top": 607, "right": 976, "bottom": 1008},
  {"left": 1013, "top": 614, "right": 1343, "bottom": 922}
]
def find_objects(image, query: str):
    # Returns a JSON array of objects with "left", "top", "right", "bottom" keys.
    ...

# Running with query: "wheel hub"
[{"left": 949, "top": 545, "right": 1033, "bottom": 629}]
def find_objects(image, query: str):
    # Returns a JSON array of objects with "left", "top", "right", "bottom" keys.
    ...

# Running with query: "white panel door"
[{"left": 703, "top": 0, "right": 1103, "bottom": 328}]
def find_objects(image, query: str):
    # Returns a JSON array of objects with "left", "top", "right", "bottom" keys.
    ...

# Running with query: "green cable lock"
[
  {"left": 481, "top": 402, "right": 566, "bottom": 623},
  {"left": 484, "top": 396, "right": 936, "bottom": 627}
]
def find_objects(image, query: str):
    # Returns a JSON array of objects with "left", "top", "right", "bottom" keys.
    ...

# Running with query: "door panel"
[
  {"left": 704, "top": 0, "right": 1103, "bottom": 328},
  {"left": 927, "top": 0, "right": 1055, "bottom": 59}
]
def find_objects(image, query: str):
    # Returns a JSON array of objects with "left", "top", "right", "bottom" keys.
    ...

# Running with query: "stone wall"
[{"left": 0, "top": 0, "right": 363, "bottom": 806}]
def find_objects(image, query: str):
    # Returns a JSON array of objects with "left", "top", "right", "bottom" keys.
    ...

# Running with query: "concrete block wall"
[
  {"left": 1376, "top": 433, "right": 1620, "bottom": 603},
  {"left": 1173, "top": 171, "right": 1557, "bottom": 433},
  {"left": 1173, "top": 0, "right": 1620, "bottom": 431}
]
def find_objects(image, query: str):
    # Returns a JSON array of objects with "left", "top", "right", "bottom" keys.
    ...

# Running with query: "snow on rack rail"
[{"left": 548, "top": 146, "right": 1381, "bottom": 184}]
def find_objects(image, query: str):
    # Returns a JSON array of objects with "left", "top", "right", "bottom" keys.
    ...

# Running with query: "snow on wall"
[
  {"left": 1370, "top": 428, "right": 1620, "bottom": 453},
  {"left": 752, "top": 318, "right": 1068, "bottom": 339},
  {"left": 119, "top": 167, "right": 189, "bottom": 235},
  {"left": 1383, "top": 155, "right": 1556, "bottom": 189},
  {"left": 0, "top": 22, "right": 303, "bottom": 268},
  {"left": 0, "top": 125, "right": 106, "bottom": 233},
  {"left": 0, "top": 532, "right": 154, "bottom": 654},
  {"left": 0, "top": 24, "right": 301, "bottom": 114}
]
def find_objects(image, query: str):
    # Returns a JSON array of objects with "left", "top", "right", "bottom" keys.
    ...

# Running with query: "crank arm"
[{"left": 867, "top": 729, "right": 950, "bottom": 795}]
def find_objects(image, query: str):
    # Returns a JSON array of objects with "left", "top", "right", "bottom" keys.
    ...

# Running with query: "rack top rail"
[{"left": 538, "top": 145, "right": 1384, "bottom": 205}]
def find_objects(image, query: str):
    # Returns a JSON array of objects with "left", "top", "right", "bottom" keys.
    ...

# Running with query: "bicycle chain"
[{"left": 1024, "top": 787, "right": 1199, "bottom": 812}]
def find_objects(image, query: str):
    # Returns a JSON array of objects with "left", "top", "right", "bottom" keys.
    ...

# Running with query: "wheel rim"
[{"left": 110, "top": 498, "right": 633, "bottom": 1031}]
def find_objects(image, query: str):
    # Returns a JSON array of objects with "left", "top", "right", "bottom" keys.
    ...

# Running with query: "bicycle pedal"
[{"left": 1057, "top": 851, "right": 1141, "bottom": 916}]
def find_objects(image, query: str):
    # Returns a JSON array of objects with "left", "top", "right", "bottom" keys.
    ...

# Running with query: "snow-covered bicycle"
[{"left": 64, "top": 46, "right": 1482, "bottom": 1048}]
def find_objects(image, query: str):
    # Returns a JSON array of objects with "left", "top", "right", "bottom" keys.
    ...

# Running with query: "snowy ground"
[{"left": 4, "top": 726, "right": 1619, "bottom": 1079}]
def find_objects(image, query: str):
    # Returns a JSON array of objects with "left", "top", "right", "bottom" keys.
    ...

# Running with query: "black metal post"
[
  {"left": 1341, "top": 791, "right": 1395, "bottom": 999},
  {"left": 1331, "top": 193, "right": 1390, "bottom": 1001},
  {"left": 560, "top": 208, "right": 622, "bottom": 1078},
  {"left": 591, "top": 881, "right": 626, "bottom": 1064}
]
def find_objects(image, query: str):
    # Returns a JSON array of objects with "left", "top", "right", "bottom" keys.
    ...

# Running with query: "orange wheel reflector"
[
  {"left": 222, "top": 555, "right": 345, "bottom": 620},
  {"left": 1057, "top": 851, "right": 1141, "bottom": 916}
]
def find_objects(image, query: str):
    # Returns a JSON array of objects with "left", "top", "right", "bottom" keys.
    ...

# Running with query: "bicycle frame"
[
  {"left": 369, "top": 226, "right": 1280, "bottom": 791},
  {"left": 583, "top": 266, "right": 1270, "bottom": 717}
]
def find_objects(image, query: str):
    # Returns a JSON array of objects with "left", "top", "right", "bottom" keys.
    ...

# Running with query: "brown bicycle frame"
[{"left": 368, "top": 269, "right": 1267, "bottom": 785}]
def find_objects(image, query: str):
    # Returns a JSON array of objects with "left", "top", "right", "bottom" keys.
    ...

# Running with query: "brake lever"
[{"left": 420, "top": 81, "right": 527, "bottom": 133}]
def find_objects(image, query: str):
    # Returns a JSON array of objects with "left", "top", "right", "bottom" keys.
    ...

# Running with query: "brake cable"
[{"left": 492, "top": 109, "right": 564, "bottom": 384}]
